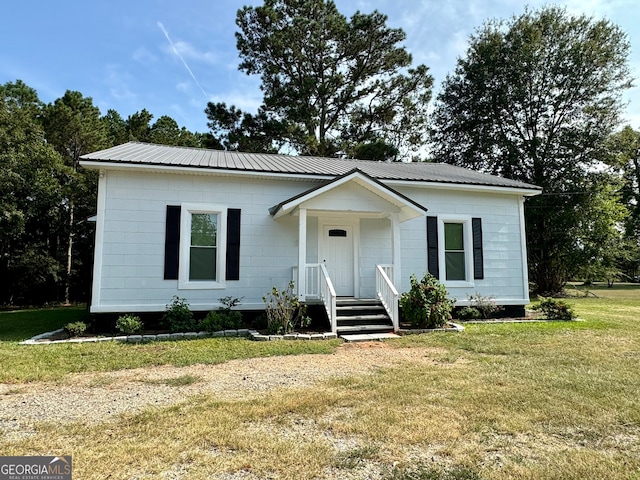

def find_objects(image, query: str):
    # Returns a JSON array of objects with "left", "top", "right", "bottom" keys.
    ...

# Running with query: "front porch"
[
  {"left": 295, "top": 263, "right": 399, "bottom": 335},
  {"left": 270, "top": 169, "right": 429, "bottom": 335}
]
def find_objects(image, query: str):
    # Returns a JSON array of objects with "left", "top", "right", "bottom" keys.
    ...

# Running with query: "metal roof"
[{"left": 80, "top": 142, "right": 542, "bottom": 191}]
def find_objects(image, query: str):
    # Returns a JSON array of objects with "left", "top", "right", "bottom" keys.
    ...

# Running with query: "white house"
[{"left": 80, "top": 142, "right": 541, "bottom": 334}]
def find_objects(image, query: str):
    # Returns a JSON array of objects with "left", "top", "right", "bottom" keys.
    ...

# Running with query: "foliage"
[
  {"left": 467, "top": 293, "right": 503, "bottom": 319},
  {"left": 533, "top": 297, "right": 576, "bottom": 320},
  {"left": 430, "top": 6, "right": 632, "bottom": 294},
  {"left": 456, "top": 306, "right": 481, "bottom": 321},
  {"left": 199, "top": 296, "right": 244, "bottom": 332},
  {"left": 262, "top": 281, "right": 310, "bottom": 334},
  {"left": 163, "top": 296, "right": 196, "bottom": 333},
  {"left": 64, "top": 321, "right": 87, "bottom": 337},
  {"left": 572, "top": 175, "right": 629, "bottom": 285},
  {"left": 0, "top": 81, "right": 67, "bottom": 304},
  {"left": 606, "top": 126, "right": 640, "bottom": 280},
  {"left": 399, "top": 273, "right": 455, "bottom": 329},
  {"left": 115, "top": 314, "right": 143, "bottom": 334},
  {"left": 221, "top": 0, "right": 432, "bottom": 158}
]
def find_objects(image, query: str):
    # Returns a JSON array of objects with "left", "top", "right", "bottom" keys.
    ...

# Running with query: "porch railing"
[
  {"left": 293, "top": 264, "right": 337, "bottom": 334},
  {"left": 318, "top": 264, "right": 337, "bottom": 334},
  {"left": 376, "top": 264, "right": 399, "bottom": 332}
]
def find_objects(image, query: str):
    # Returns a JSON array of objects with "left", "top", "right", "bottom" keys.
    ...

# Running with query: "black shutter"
[
  {"left": 164, "top": 205, "right": 181, "bottom": 280},
  {"left": 226, "top": 209, "right": 241, "bottom": 280},
  {"left": 427, "top": 216, "right": 439, "bottom": 279},
  {"left": 472, "top": 217, "right": 484, "bottom": 280}
]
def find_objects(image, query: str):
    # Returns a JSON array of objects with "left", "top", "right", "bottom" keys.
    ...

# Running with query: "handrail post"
[{"left": 376, "top": 264, "right": 399, "bottom": 332}]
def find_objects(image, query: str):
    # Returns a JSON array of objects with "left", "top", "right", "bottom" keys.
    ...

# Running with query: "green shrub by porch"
[{"left": 400, "top": 273, "right": 455, "bottom": 329}]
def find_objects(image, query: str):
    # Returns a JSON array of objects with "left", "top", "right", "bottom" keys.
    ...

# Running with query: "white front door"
[{"left": 321, "top": 224, "right": 355, "bottom": 297}]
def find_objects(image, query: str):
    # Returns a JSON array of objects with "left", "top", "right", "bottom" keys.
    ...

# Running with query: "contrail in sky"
[{"left": 157, "top": 21, "right": 209, "bottom": 100}]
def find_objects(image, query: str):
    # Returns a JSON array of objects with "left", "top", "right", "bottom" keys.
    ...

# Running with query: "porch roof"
[{"left": 269, "top": 168, "right": 428, "bottom": 222}]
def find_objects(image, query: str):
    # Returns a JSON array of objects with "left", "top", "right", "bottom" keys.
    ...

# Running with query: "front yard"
[{"left": 1, "top": 285, "right": 639, "bottom": 479}]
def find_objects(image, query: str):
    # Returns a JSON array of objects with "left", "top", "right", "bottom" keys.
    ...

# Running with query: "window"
[
  {"left": 178, "top": 204, "right": 227, "bottom": 289},
  {"left": 444, "top": 223, "right": 466, "bottom": 281},
  {"left": 427, "top": 216, "right": 483, "bottom": 284},
  {"left": 189, "top": 213, "right": 218, "bottom": 281}
]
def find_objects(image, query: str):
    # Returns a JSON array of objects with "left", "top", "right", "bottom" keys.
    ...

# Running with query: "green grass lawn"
[
  {"left": 0, "top": 305, "right": 88, "bottom": 342},
  {"left": 1, "top": 286, "right": 639, "bottom": 479}
]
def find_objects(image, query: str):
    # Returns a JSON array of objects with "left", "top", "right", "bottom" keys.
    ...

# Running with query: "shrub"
[
  {"left": 163, "top": 296, "right": 195, "bottom": 332},
  {"left": 116, "top": 314, "right": 143, "bottom": 334},
  {"left": 467, "top": 292, "right": 503, "bottom": 319},
  {"left": 399, "top": 273, "right": 455, "bottom": 329},
  {"left": 457, "top": 306, "right": 481, "bottom": 320},
  {"left": 64, "top": 321, "right": 87, "bottom": 337},
  {"left": 533, "top": 297, "right": 575, "bottom": 320},
  {"left": 262, "top": 281, "right": 310, "bottom": 334},
  {"left": 199, "top": 296, "right": 243, "bottom": 332}
]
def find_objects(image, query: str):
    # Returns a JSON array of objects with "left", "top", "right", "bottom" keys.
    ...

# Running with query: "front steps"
[{"left": 335, "top": 298, "right": 394, "bottom": 336}]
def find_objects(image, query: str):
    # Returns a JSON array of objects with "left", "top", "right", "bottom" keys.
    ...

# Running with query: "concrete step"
[
  {"left": 337, "top": 324, "right": 394, "bottom": 334},
  {"left": 341, "top": 332, "right": 401, "bottom": 342}
]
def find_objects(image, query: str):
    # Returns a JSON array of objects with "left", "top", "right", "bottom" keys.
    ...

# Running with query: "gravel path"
[{"left": 0, "top": 343, "right": 444, "bottom": 437}]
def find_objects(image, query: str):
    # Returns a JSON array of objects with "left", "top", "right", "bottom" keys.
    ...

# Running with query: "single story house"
[{"left": 80, "top": 142, "right": 541, "bottom": 334}]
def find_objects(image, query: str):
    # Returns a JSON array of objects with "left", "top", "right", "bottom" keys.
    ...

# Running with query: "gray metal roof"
[{"left": 80, "top": 142, "right": 542, "bottom": 191}]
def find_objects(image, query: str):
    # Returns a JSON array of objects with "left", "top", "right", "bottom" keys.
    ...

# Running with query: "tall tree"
[
  {"left": 0, "top": 81, "right": 66, "bottom": 304},
  {"left": 220, "top": 0, "right": 432, "bottom": 158},
  {"left": 430, "top": 6, "right": 632, "bottom": 294},
  {"left": 42, "top": 91, "right": 108, "bottom": 304},
  {"left": 608, "top": 126, "right": 640, "bottom": 240}
]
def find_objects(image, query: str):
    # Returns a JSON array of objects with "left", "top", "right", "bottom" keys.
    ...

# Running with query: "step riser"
[{"left": 333, "top": 299, "right": 393, "bottom": 337}]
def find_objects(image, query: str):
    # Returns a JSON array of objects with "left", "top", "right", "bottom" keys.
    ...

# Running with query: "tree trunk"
[{"left": 64, "top": 199, "right": 74, "bottom": 305}]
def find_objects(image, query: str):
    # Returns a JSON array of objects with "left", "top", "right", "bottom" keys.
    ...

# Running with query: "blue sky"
[{"left": 2, "top": 0, "right": 639, "bottom": 136}]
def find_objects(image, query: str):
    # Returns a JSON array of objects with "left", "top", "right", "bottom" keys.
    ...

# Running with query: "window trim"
[
  {"left": 438, "top": 216, "right": 474, "bottom": 287},
  {"left": 178, "top": 203, "right": 227, "bottom": 290}
]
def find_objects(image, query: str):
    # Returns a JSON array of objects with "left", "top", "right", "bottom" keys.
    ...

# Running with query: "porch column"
[
  {"left": 298, "top": 207, "right": 307, "bottom": 300},
  {"left": 391, "top": 212, "right": 401, "bottom": 288}
]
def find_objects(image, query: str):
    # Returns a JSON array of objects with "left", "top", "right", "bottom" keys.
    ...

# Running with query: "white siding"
[
  {"left": 91, "top": 169, "right": 530, "bottom": 313},
  {"left": 396, "top": 186, "right": 528, "bottom": 305}
]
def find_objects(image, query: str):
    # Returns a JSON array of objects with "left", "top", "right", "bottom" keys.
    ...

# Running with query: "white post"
[
  {"left": 391, "top": 212, "right": 401, "bottom": 289},
  {"left": 298, "top": 208, "right": 307, "bottom": 300}
]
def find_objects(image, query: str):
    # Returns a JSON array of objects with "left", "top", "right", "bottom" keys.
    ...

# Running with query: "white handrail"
[
  {"left": 376, "top": 264, "right": 399, "bottom": 332},
  {"left": 319, "top": 263, "right": 337, "bottom": 334}
]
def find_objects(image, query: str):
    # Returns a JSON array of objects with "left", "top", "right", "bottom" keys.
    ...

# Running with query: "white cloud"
[
  {"left": 171, "top": 40, "right": 218, "bottom": 65},
  {"left": 132, "top": 46, "right": 157, "bottom": 64}
]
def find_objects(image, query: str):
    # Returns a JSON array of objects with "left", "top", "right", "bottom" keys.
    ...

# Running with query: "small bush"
[
  {"left": 533, "top": 297, "right": 575, "bottom": 320},
  {"left": 163, "top": 296, "right": 196, "bottom": 332},
  {"left": 262, "top": 281, "right": 310, "bottom": 334},
  {"left": 467, "top": 292, "right": 503, "bottom": 319},
  {"left": 116, "top": 314, "right": 143, "bottom": 334},
  {"left": 200, "top": 310, "right": 242, "bottom": 332},
  {"left": 64, "top": 321, "right": 87, "bottom": 337},
  {"left": 399, "top": 273, "right": 455, "bottom": 329},
  {"left": 457, "top": 306, "right": 481, "bottom": 320},
  {"left": 199, "top": 296, "right": 243, "bottom": 332}
]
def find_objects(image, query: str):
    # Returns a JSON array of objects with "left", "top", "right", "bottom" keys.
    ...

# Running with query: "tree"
[
  {"left": 608, "top": 126, "right": 640, "bottom": 239},
  {"left": 225, "top": 0, "right": 432, "bottom": 158},
  {"left": 205, "top": 102, "right": 287, "bottom": 153},
  {"left": 42, "top": 91, "right": 108, "bottom": 304},
  {"left": 430, "top": 6, "right": 632, "bottom": 294},
  {"left": 0, "top": 80, "right": 66, "bottom": 304}
]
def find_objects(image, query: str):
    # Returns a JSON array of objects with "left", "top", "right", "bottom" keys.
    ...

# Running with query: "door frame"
[{"left": 318, "top": 217, "right": 359, "bottom": 297}]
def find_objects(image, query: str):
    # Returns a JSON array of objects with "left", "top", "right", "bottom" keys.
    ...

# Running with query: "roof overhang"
[{"left": 269, "top": 168, "right": 428, "bottom": 222}]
